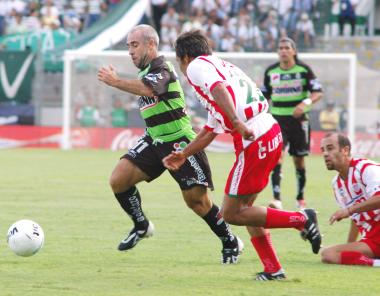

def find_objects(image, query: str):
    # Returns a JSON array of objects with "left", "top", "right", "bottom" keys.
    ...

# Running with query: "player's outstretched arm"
[
  {"left": 97, "top": 65, "right": 153, "bottom": 97},
  {"left": 163, "top": 128, "right": 217, "bottom": 171}
]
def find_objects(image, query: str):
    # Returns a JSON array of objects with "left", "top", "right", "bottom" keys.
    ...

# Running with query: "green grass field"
[{"left": 1, "top": 149, "right": 379, "bottom": 296}]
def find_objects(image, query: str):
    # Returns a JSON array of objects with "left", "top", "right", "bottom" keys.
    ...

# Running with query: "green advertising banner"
[
  {"left": 0, "top": 51, "right": 34, "bottom": 103},
  {"left": 0, "top": 29, "right": 76, "bottom": 72}
]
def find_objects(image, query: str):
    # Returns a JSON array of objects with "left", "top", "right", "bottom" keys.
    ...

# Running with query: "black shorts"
[
  {"left": 122, "top": 134, "right": 214, "bottom": 191},
  {"left": 273, "top": 114, "right": 310, "bottom": 157}
]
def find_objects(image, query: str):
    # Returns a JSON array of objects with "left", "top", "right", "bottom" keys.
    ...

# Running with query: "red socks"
[
  {"left": 251, "top": 233, "right": 281, "bottom": 273},
  {"left": 341, "top": 251, "right": 374, "bottom": 266},
  {"left": 264, "top": 207, "right": 306, "bottom": 230}
]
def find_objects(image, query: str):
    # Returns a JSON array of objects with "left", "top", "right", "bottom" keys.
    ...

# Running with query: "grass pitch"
[{"left": 1, "top": 149, "right": 379, "bottom": 296}]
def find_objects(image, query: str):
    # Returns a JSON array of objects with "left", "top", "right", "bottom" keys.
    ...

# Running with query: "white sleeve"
[
  {"left": 362, "top": 165, "right": 380, "bottom": 197},
  {"left": 204, "top": 113, "right": 225, "bottom": 134},
  {"left": 187, "top": 58, "right": 224, "bottom": 92}
]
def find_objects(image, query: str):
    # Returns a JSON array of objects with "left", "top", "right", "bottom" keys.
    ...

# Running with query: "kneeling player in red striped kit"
[
  {"left": 321, "top": 133, "right": 380, "bottom": 267},
  {"left": 163, "top": 30, "right": 322, "bottom": 281}
]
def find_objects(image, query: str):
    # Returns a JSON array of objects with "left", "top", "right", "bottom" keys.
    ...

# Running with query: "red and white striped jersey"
[
  {"left": 186, "top": 55, "right": 276, "bottom": 151},
  {"left": 332, "top": 158, "right": 380, "bottom": 239}
]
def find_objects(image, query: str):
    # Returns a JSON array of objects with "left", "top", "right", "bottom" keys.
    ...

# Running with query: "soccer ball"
[{"left": 7, "top": 220, "right": 45, "bottom": 257}]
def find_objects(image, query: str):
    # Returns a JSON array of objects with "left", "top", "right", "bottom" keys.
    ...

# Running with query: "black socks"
[{"left": 115, "top": 186, "right": 149, "bottom": 230}]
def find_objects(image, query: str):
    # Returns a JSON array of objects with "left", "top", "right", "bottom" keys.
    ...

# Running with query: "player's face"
[
  {"left": 278, "top": 41, "right": 296, "bottom": 63},
  {"left": 176, "top": 55, "right": 191, "bottom": 76},
  {"left": 320, "top": 135, "right": 345, "bottom": 170},
  {"left": 127, "top": 30, "right": 150, "bottom": 69}
]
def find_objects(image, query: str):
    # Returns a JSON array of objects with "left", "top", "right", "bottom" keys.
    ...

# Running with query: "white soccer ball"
[{"left": 7, "top": 220, "right": 44, "bottom": 257}]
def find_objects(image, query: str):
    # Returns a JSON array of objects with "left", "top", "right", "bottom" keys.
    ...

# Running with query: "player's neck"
[
  {"left": 338, "top": 158, "right": 352, "bottom": 180},
  {"left": 280, "top": 60, "right": 295, "bottom": 70}
]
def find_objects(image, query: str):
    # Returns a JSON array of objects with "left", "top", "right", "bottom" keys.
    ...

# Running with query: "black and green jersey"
[
  {"left": 138, "top": 56, "right": 195, "bottom": 142},
  {"left": 262, "top": 61, "right": 322, "bottom": 116}
]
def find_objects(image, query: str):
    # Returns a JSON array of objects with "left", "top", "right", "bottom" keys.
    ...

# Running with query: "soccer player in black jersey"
[
  {"left": 262, "top": 37, "right": 323, "bottom": 209},
  {"left": 98, "top": 24, "right": 243, "bottom": 263}
]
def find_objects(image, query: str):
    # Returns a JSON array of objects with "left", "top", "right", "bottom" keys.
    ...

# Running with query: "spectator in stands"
[
  {"left": 76, "top": 98, "right": 100, "bottom": 127},
  {"left": 151, "top": 0, "right": 168, "bottom": 36},
  {"left": 40, "top": 0, "right": 60, "bottom": 29},
  {"left": 111, "top": 97, "right": 129, "bottom": 128},
  {"left": 71, "top": 0, "right": 88, "bottom": 31},
  {"left": 86, "top": 0, "right": 107, "bottom": 28},
  {"left": 338, "top": 0, "right": 358, "bottom": 36},
  {"left": 6, "top": 12, "right": 27, "bottom": 35},
  {"left": 62, "top": 2, "right": 82, "bottom": 33},
  {"left": 319, "top": 101, "right": 340, "bottom": 131},
  {"left": 294, "top": 12, "right": 315, "bottom": 48},
  {"left": 24, "top": 2, "right": 42, "bottom": 32},
  {"left": 160, "top": 5, "right": 179, "bottom": 43},
  {"left": 339, "top": 106, "right": 348, "bottom": 132},
  {"left": 0, "top": 1, "right": 8, "bottom": 36}
]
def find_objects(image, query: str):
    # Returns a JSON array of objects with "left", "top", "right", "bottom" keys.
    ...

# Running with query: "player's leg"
[
  {"left": 168, "top": 140, "right": 243, "bottom": 264},
  {"left": 293, "top": 155, "right": 306, "bottom": 208},
  {"left": 321, "top": 241, "right": 380, "bottom": 267},
  {"left": 269, "top": 116, "right": 288, "bottom": 210},
  {"left": 181, "top": 186, "right": 243, "bottom": 264},
  {"left": 222, "top": 123, "right": 321, "bottom": 253},
  {"left": 247, "top": 225, "right": 285, "bottom": 280},
  {"left": 111, "top": 135, "right": 163, "bottom": 251},
  {"left": 289, "top": 116, "right": 310, "bottom": 209}
]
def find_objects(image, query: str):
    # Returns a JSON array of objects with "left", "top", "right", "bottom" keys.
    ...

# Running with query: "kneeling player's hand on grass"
[
  {"left": 163, "top": 152, "right": 186, "bottom": 171},
  {"left": 329, "top": 208, "right": 350, "bottom": 225}
]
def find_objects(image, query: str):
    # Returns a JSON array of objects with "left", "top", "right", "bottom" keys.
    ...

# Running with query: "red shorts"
[
  {"left": 225, "top": 123, "right": 282, "bottom": 197},
  {"left": 360, "top": 226, "right": 380, "bottom": 257}
]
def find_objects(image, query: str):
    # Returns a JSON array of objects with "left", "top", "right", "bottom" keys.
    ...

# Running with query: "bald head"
[
  {"left": 127, "top": 25, "right": 160, "bottom": 69},
  {"left": 129, "top": 24, "right": 159, "bottom": 47}
]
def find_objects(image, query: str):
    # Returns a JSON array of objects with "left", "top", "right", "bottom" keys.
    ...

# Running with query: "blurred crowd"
[
  {"left": 0, "top": 0, "right": 367, "bottom": 50},
  {"left": 0, "top": 0, "right": 121, "bottom": 36},
  {"left": 156, "top": 0, "right": 322, "bottom": 52}
]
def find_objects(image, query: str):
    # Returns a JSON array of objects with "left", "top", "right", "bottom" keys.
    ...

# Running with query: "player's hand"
[
  {"left": 329, "top": 208, "right": 350, "bottom": 225},
  {"left": 163, "top": 151, "right": 187, "bottom": 171},
  {"left": 293, "top": 102, "right": 306, "bottom": 119},
  {"left": 98, "top": 65, "right": 119, "bottom": 87},
  {"left": 232, "top": 119, "right": 255, "bottom": 141}
]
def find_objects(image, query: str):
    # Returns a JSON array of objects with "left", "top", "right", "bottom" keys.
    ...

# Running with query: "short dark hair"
[
  {"left": 175, "top": 30, "right": 212, "bottom": 59},
  {"left": 325, "top": 132, "right": 351, "bottom": 152}
]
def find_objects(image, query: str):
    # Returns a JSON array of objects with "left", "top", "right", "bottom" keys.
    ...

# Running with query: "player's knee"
[
  {"left": 221, "top": 208, "right": 237, "bottom": 225},
  {"left": 320, "top": 248, "right": 338, "bottom": 264},
  {"left": 109, "top": 173, "right": 131, "bottom": 193}
]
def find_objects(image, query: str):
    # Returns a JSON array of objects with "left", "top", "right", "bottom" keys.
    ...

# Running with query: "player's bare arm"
[
  {"left": 329, "top": 193, "right": 380, "bottom": 224},
  {"left": 163, "top": 128, "right": 217, "bottom": 171},
  {"left": 293, "top": 91, "right": 323, "bottom": 119},
  {"left": 211, "top": 83, "right": 254, "bottom": 140},
  {"left": 98, "top": 65, "right": 154, "bottom": 97}
]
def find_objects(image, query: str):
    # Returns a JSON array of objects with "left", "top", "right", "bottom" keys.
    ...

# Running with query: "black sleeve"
[
  {"left": 261, "top": 69, "right": 272, "bottom": 100},
  {"left": 305, "top": 65, "right": 323, "bottom": 93},
  {"left": 141, "top": 67, "right": 171, "bottom": 96}
]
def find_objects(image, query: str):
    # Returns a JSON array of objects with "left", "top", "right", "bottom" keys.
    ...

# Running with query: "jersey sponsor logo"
[
  {"left": 188, "top": 156, "right": 206, "bottom": 182},
  {"left": 273, "top": 79, "right": 303, "bottom": 95},
  {"left": 310, "top": 78, "right": 322, "bottom": 90},
  {"left": 144, "top": 73, "right": 163, "bottom": 83},
  {"left": 258, "top": 132, "right": 282, "bottom": 159},
  {"left": 138, "top": 96, "right": 158, "bottom": 110},
  {"left": 173, "top": 141, "right": 187, "bottom": 151},
  {"left": 270, "top": 73, "right": 280, "bottom": 84}
]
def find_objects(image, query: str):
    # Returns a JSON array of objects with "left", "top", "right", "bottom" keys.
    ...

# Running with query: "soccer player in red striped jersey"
[
  {"left": 321, "top": 132, "right": 380, "bottom": 267},
  {"left": 163, "top": 30, "right": 322, "bottom": 280}
]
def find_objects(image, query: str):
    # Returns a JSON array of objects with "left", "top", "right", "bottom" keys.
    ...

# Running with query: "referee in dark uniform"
[{"left": 262, "top": 37, "right": 323, "bottom": 209}]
